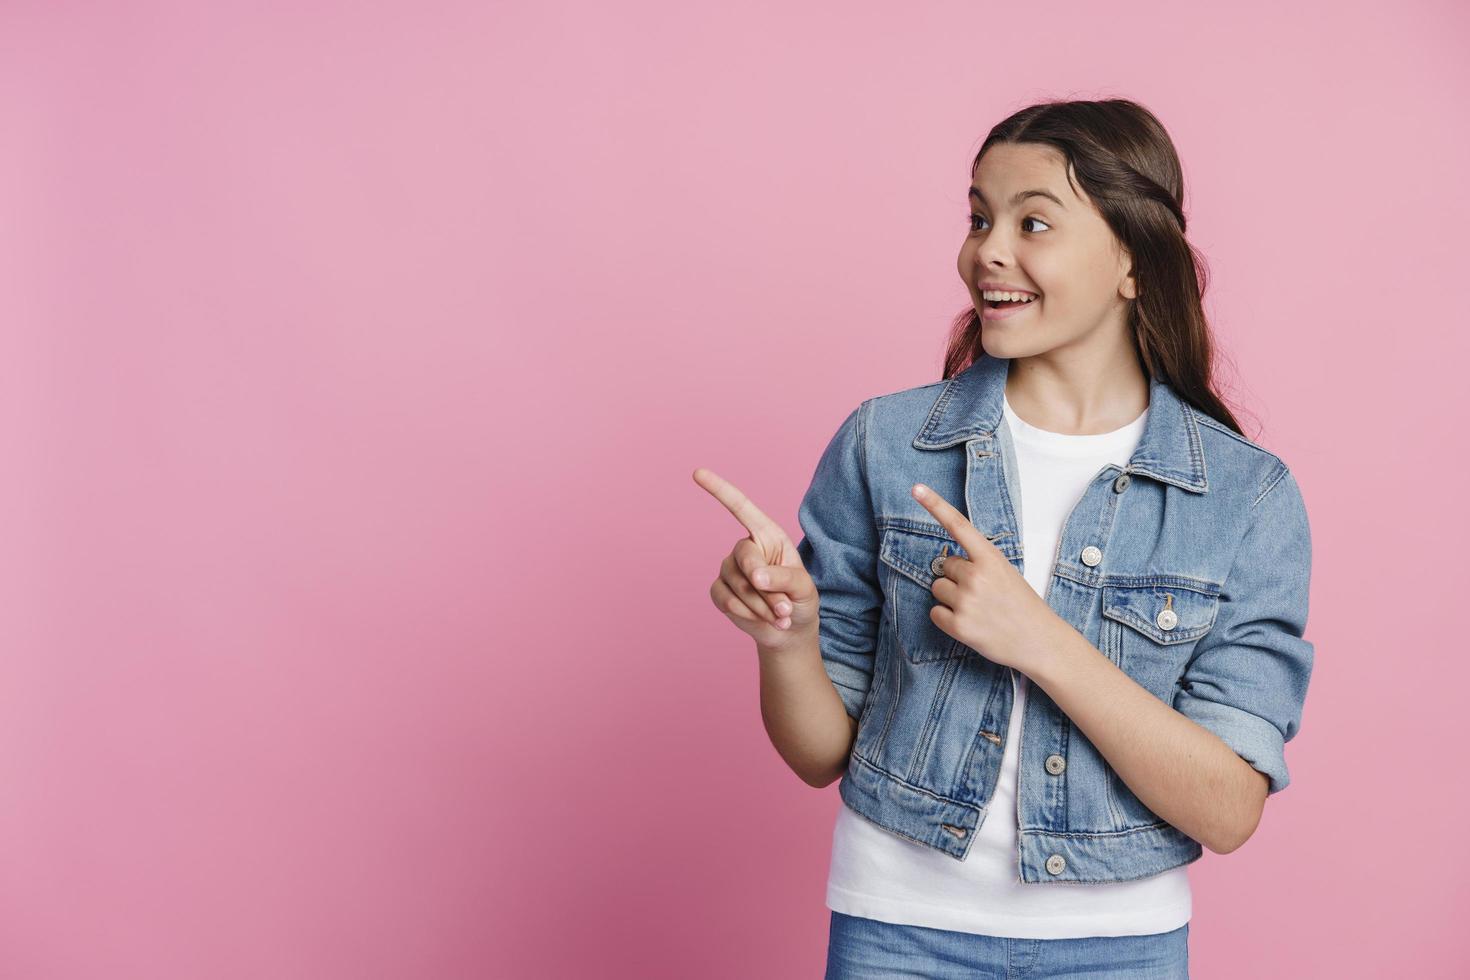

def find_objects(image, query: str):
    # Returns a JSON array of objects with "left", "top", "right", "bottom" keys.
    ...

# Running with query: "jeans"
[{"left": 824, "top": 910, "right": 1190, "bottom": 979}]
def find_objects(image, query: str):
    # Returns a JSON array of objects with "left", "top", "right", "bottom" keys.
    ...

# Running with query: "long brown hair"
[{"left": 944, "top": 98, "right": 1251, "bottom": 437}]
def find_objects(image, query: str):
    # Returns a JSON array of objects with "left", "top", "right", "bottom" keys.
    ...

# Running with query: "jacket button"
[
  {"left": 1045, "top": 854, "right": 1066, "bottom": 875},
  {"left": 1113, "top": 473, "right": 1130, "bottom": 492},
  {"left": 1045, "top": 754, "right": 1066, "bottom": 775},
  {"left": 929, "top": 543, "right": 951, "bottom": 579},
  {"left": 1156, "top": 608, "right": 1178, "bottom": 631},
  {"left": 1080, "top": 546, "right": 1103, "bottom": 567}
]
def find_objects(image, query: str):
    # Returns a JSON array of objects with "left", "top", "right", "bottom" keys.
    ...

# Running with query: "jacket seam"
[
  {"left": 1026, "top": 822, "right": 1176, "bottom": 840},
  {"left": 850, "top": 753, "right": 1176, "bottom": 841},
  {"left": 1192, "top": 412, "right": 1288, "bottom": 468},
  {"left": 850, "top": 752, "right": 979, "bottom": 810},
  {"left": 1250, "top": 460, "right": 1289, "bottom": 509},
  {"left": 856, "top": 398, "right": 884, "bottom": 579}
]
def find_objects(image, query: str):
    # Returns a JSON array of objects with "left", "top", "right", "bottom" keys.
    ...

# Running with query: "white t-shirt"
[{"left": 825, "top": 390, "right": 1192, "bottom": 938}]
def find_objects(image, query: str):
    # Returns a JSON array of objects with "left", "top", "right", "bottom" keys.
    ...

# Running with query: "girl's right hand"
[{"left": 692, "top": 466, "right": 819, "bottom": 653}]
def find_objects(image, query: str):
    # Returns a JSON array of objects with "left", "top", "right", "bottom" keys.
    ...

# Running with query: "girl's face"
[{"left": 957, "top": 142, "right": 1137, "bottom": 361}]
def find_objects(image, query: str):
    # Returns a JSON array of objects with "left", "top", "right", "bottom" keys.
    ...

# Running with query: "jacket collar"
[{"left": 912, "top": 354, "right": 1208, "bottom": 494}]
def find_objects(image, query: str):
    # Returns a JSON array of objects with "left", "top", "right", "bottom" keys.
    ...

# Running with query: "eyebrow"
[{"left": 969, "top": 187, "right": 1066, "bottom": 210}]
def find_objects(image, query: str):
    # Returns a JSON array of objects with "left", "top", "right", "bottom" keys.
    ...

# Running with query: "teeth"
[{"left": 981, "top": 290, "right": 1037, "bottom": 302}]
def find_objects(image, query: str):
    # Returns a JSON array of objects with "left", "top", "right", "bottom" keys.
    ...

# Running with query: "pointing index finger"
[
  {"left": 911, "top": 483, "right": 990, "bottom": 557},
  {"left": 692, "top": 467, "right": 782, "bottom": 541}
]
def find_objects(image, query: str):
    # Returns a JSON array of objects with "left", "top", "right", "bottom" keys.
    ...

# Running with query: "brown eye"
[{"left": 965, "top": 214, "right": 1050, "bottom": 234}]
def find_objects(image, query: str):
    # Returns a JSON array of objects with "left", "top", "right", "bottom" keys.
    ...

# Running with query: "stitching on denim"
[
  {"left": 856, "top": 397, "right": 872, "bottom": 488},
  {"left": 855, "top": 399, "right": 883, "bottom": 565},
  {"left": 1101, "top": 584, "right": 1219, "bottom": 644},
  {"left": 910, "top": 656, "right": 961, "bottom": 781},
  {"left": 853, "top": 629, "right": 886, "bottom": 739},
  {"left": 1193, "top": 410, "right": 1289, "bottom": 468},
  {"left": 1026, "top": 820, "right": 1175, "bottom": 840},
  {"left": 1097, "top": 572, "right": 1222, "bottom": 593},
  {"left": 917, "top": 377, "right": 959, "bottom": 443},
  {"left": 1052, "top": 567, "right": 1222, "bottom": 594},
  {"left": 875, "top": 623, "right": 901, "bottom": 756},
  {"left": 954, "top": 662, "right": 1008, "bottom": 792},
  {"left": 1252, "top": 461, "right": 1289, "bottom": 509},
  {"left": 882, "top": 566, "right": 960, "bottom": 663},
  {"left": 877, "top": 516, "right": 1013, "bottom": 541},
  {"left": 1056, "top": 714, "right": 1072, "bottom": 815},
  {"left": 847, "top": 751, "right": 981, "bottom": 811},
  {"left": 1182, "top": 400, "right": 1209, "bottom": 491},
  {"left": 871, "top": 619, "right": 901, "bottom": 757},
  {"left": 878, "top": 518, "right": 950, "bottom": 539}
]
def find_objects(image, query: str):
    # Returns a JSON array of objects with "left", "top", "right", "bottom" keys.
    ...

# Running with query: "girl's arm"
[
  {"left": 776, "top": 399, "right": 883, "bottom": 787},
  {"left": 756, "top": 633, "right": 860, "bottom": 788},
  {"left": 1032, "top": 463, "right": 1314, "bottom": 854},
  {"left": 1030, "top": 631, "right": 1269, "bottom": 854}
]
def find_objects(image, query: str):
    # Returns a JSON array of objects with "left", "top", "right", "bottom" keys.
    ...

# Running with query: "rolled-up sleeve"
[
  {"left": 794, "top": 400, "right": 883, "bottom": 722},
  {"left": 1173, "top": 463, "right": 1315, "bottom": 796}
]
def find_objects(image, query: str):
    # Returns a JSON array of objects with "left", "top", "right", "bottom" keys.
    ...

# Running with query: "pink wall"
[{"left": 1, "top": 1, "right": 1465, "bottom": 976}]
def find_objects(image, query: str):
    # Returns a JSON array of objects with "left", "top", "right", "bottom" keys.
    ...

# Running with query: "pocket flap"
[
  {"left": 1101, "top": 581, "right": 1220, "bottom": 644},
  {"left": 879, "top": 525, "right": 969, "bottom": 590}
]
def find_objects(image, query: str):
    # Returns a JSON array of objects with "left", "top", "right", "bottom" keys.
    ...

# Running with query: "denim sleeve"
[
  {"left": 1172, "top": 463, "right": 1315, "bottom": 796},
  {"left": 794, "top": 400, "right": 883, "bottom": 722}
]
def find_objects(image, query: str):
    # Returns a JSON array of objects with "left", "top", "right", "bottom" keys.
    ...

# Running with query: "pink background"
[{"left": 2, "top": 1, "right": 1466, "bottom": 977}]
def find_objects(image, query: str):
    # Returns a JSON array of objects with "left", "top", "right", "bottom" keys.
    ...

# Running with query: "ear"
[{"left": 1118, "top": 247, "right": 1138, "bottom": 301}]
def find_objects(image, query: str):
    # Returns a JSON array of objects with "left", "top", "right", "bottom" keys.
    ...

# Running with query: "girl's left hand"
[{"left": 910, "top": 482, "right": 1070, "bottom": 675}]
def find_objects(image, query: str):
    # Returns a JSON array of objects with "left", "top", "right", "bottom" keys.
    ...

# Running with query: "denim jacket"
[{"left": 795, "top": 354, "right": 1314, "bottom": 884}]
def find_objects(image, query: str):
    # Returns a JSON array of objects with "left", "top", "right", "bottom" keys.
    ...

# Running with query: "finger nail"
[
  {"left": 775, "top": 601, "right": 791, "bottom": 615},
  {"left": 777, "top": 617, "right": 791, "bottom": 629},
  {"left": 753, "top": 570, "right": 769, "bottom": 587},
  {"left": 913, "top": 484, "right": 927, "bottom": 498}
]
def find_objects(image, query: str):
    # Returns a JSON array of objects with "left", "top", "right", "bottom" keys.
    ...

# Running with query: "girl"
[{"left": 693, "top": 98, "right": 1313, "bottom": 978}]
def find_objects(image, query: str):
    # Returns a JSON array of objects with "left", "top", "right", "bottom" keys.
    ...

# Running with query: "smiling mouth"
[{"left": 980, "top": 295, "right": 1038, "bottom": 321}]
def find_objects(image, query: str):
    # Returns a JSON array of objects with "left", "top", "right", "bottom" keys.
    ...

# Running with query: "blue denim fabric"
[
  {"left": 795, "top": 354, "right": 1314, "bottom": 883},
  {"left": 824, "top": 910, "right": 1189, "bottom": 979}
]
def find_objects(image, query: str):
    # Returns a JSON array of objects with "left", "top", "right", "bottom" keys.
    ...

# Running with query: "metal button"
[
  {"left": 1156, "top": 594, "right": 1177, "bottom": 631},
  {"left": 1080, "top": 546, "right": 1103, "bottom": 567},
  {"left": 930, "top": 543, "right": 950, "bottom": 579},
  {"left": 1113, "top": 473, "right": 1130, "bottom": 492},
  {"left": 1045, "top": 854, "right": 1066, "bottom": 875},
  {"left": 1045, "top": 754, "right": 1066, "bottom": 775}
]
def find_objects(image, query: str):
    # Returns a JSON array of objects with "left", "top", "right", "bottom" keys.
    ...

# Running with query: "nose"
[{"left": 974, "top": 227, "right": 1015, "bottom": 271}]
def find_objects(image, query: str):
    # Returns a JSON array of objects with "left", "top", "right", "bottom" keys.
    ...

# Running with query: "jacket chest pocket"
[
  {"left": 878, "top": 525, "right": 970, "bottom": 664},
  {"left": 1101, "top": 580, "right": 1221, "bottom": 684}
]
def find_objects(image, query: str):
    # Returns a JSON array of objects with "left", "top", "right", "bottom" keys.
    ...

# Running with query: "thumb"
[{"left": 749, "top": 562, "right": 816, "bottom": 606}]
